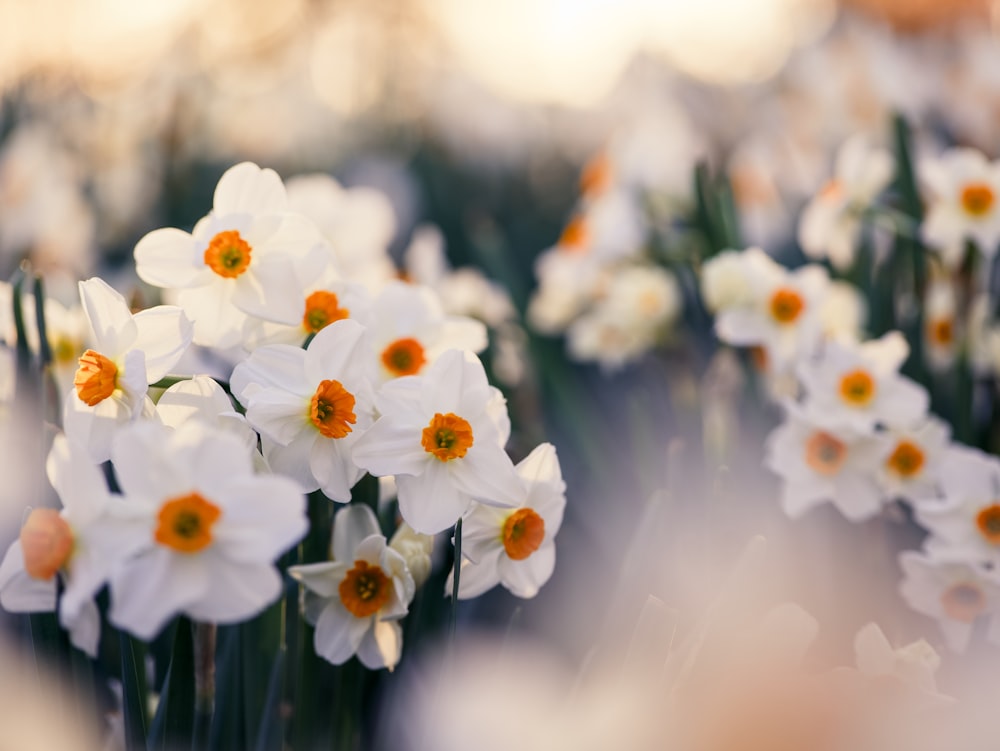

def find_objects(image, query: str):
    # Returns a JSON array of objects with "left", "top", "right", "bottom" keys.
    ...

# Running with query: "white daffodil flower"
[
  {"left": 764, "top": 403, "right": 883, "bottom": 522},
  {"left": 873, "top": 415, "right": 950, "bottom": 503},
  {"left": 352, "top": 349, "right": 521, "bottom": 535},
  {"left": 898, "top": 549, "right": 1000, "bottom": 653},
  {"left": 798, "top": 136, "right": 894, "bottom": 270},
  {"left": 922, "top": 279, "right": 958, "bottom": 372},
  {"left": 914, "top": 445, "right": 1000, "bottom": 564},
  {"left": 289, "top": 505, "right": 415, "bottom": 671},
  {"left": 448, "top": 442, "right": 566, "bottom": 600},
  {"left": 134, "top": 162, "right": 327, "bottom": 348},
  {"left": 63, "top": 278, "right": 192, "bottom": 463},
  {"left": 920, "top": 147, "right": 1000, "bottom": 268},
  {"left": 107, "top": 421, "right": 307, "bottom": 640},
  {"left": 369, "top": 281, "right": 487, "bottom": 382},
  {"left": 797, "top": 331, "right": 928, "bottom": 434},
  {"left": 0, "top": 436, "right": 146, "bottom": 656},
  {"left": 231, "top": 320, "right": 376, "bottom": 503},
  {"left": 853, "top": 622, "right": 949, "bottom": 702},
  {"left": 714, "top": 248, "right": 830, "bottom": 371}
]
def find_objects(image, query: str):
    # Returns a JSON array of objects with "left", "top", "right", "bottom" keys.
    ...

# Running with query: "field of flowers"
[{"left": 2, "top": 1, "right": 1000, "bottom": 749}]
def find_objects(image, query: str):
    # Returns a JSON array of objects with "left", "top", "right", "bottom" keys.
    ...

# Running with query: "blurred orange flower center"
[
  {"left": 558, "top": 215, "right": 589, "bottom": 253},
  {"left": 204, "top": 230, "right": 253, "bottom": 278},
  {"left": 20, "top": 508, "right": 73, "bottom": 581},
  {"left": 769, "top": 288, "right": 804, "bottom": 324},
  {"left": 961, "top": 183, "right": 995, "bottom": 217},
  {"left": 155, "top": 493, "right": 221, "bottom": 554},
  {"left": 421, "top": 413, "right": 474, "bottom": 462},
  {"left": 819, "top": 178, "right": 844, "bottom": 202},
  {"left": 381, "top": 337, "right": 426, "bottom": 377},
  {"left": 339, "top": 560, "right": 391, "bottom": 618},
  {"left": 927, "top": 317, "right": 954, "bottom": 346},
  {"left": 805, "top": 431, "right": 847, "bottom": 476},
  {"left": 580, "top": 151, "right": 613, "bottom": 198},
  {"left": 310, "top": 380, "right": 357, "bottom": 439},
  {"left": 74, "top": 349, "right": 118, "bottom": 406},
  {"left": 885, "top": 440, "right": 925, "bottom": 478},
  {"left": 839, "top": 369, "right": 876, "bottom": 406},
  {"left": 975, "top": 504, "right": 1000, "bottom": 544},
  {"left": 303, "top": 290, "right": 349, "bottom": 334},
  {"left": 940, "top": 581, "right": 986, "bottom": 623},
  {"left": 502, "top": 508, "right": 545, "bottom": 560}
]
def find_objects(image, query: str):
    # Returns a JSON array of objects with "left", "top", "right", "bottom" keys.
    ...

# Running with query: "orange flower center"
[
  {"left": 804, "top": 431, "right": 847, "bottom": 476},
  {"left": 558, "top": 215, "right": 589, "bottom": 253},
  {"left": 19, "top": 509, "right": 73, "bottom": 581},
  {"left": 339, "top": 559, "right": 391, "bottom": 618},
  {"left": 975, "top": 503, "right": 1000, "bottom": 544},
  {"left": 768, "top": 288, "right": 804, "bottom": 324},
  {"left": 309, "top": 379, "right": 357, "bottom": 439},
  {"left": 839, "top": 369, "right": 876, "bottom": 406},
  {"left": 421, "top": 413, "right": 474, "bottom": 462},
  {"left": 885, "top": 440, "right": 925, "bottom": 479},
  {"left": 381, "top": 337, "right": 426, "bottom": 377},
  {"left": 155, "top": 493, "right": 222, "bottom": 554},
  {"left": 926, "top": 317, "right": 954, "bottom": 346},
  {"left": 819, "top": 178, "right": 844, "bottom": 202},
  {"left": 502, "top": 508, "right": 545, "bottom": 560},
  {"left": 302, "top": 290, "right": 349, "bottom": 334},
  {"left": 74, "top": 349, "right": 118, "bottom": 406},
  {"left": 940, "top": 581, "right": 986, "bottom": 623},
  {"left": 961, "top": 183, "right": 995, "bottom": 218},
  {"left": 203, "top": 230, "right": 253, "bottom": 278},
  {"left": 580, "top": 152, "right": 613, "bottom": 197}
]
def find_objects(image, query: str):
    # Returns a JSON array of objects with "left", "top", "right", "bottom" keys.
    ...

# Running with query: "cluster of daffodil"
[
  {"left": 693, "top": 130, "right": 1000, "bottom": 654},
  {"left": 0, "top": 161, "right": 566, "bottom": 685}
]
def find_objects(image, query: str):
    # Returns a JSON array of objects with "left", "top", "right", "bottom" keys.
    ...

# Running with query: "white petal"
[
  {"left": 313, "top": 602, "right": 369, "bottom": 664},
  {"left": 134, "top": 228, "right": 207, "bottom": 288},
  {"left": 0, "top": 541, "right": 56, "bottom": 612},
  {"left": 854, "top": 622, "right": 894, "bottom": 676},
  {"left": 289, "top": 561, "right": 347, "bottom": 598},
  {"left": 156, "top": 376, "right": 237, "bottom": 429},
  {"left": 132, "top": 306, "right": 193, "bottom": 383},
  {"left": 110, "top": 548, "right": 208, "bottom": 641},
  {"left": 351, "top": 418, "right": 428, "bottom": 477},
  {"left": 244, "top": 390, "right": 310, "bottom": 446},
  {"left": 210, "top": 475, "right": 307, "bottom": 562},
  {"left": 64, "top": 390, "right": 131, "bottom": 464},
  {"left": 497, "top": 542, "right": 555, "bottom": 598},
  {"left": 186, "top": 556, "right": 282, "bottom": 624},
  {"left": 451, "top": 548, "right": 503, "bottom": 600},
  {"left": 176, "top": 284, "right": 248, "bottom": 349},
  {"left": 111, "top": 421, "right": 190, "bottom": 501},
  {"left": 310, "top": 439, "right": 363, "bottom": 504},
  {"left": 213, "top": 162, "right": 287, "bottom": 216},
  {"left": 79, "top": 278, "right": 138, "bottom": 356},
  {"left": 396, "top": 465, "right": 469, "bottom": 535},
  {"left": 231, "top": 344, "right": 310, "bottom": 403},
  {"left": 63, "top": 598, "right": 101, "bottom": 657},
  {"left": 358, "top": 619, "right": 402, "bottom": 670},
  {"left": 449, "top": 445, "right": 522, "bottom": 508},
  {"left": 45, "top": 434, "right": 111, "bottom": 527},
  {"left": 304, "top": 319, "right": 371, "bottom": 385},
  {"left": 332, "top": 506, "right": 381, "bottom": 561},
  {"left": 263, "top": 432, "right": 321, "bottom": 493},
  {"left": 231, "top": 257, "right": 303, "bottom": 325}
]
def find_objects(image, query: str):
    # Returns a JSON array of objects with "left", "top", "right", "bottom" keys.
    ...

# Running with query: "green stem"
[{"left": 450, "top": 518, "right": 463, "bottom": 639}]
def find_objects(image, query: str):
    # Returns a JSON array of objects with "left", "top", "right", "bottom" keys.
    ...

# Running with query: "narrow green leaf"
[
  {"left": 450, "top": 518, "right": 463, "bottom": 640},
  {"left": 120, "top": 631, "right": 150, "bottom": 751},
  {"left": 148, "top": 618, "right": 195, "bottom": 751}
]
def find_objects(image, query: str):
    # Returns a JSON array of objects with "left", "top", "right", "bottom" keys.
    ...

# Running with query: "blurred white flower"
[
  {"left": 699, "top": 249, "right": 755, "bottom": 314},
  {"left": 920, "top": 148, "right": 1000, "bottom": 268},
  {"left": 231, "top": 320, "right": 375, "bottom": 503},
  {"left": 872, "top": 416, "right": 950, "bottom": 503},
  {"left": 286, "top": 173, "right": 397, "bottom": 293},
  {"left": 922, "top": 278, "right": 958, "bottom": 372},
  {"left": 290, "top": 504, "right": 414, "bottom": 670},
  {"left": 352, "top": 349, "right": 521, "bottom": 534},
  {"left": 0, "top": 436, "right": 144, "bottom": 656},
  {"left": 798, "top": 135, "right": 893, "bottom": 270},
  {"left": 765, "top": 402, "right": 883, "bottom": 521},
  {"left": 63, "top": 278, "right": 192, "bottom": 463},
  {"left": 107, "top": 421, "right": 306, "bottom": 640},
  {"left": 796, "top": 331, "right": 928, "bottom": 434},
  {"left": 899, "top": 549, "right": 1000, "bottom": 653},
  {"left": 819, "top": 280, "right": 867, "bottom": 344},
  {"left": 449, "top": 442, "right": 566, "bottom": 599},
  {"left": 714, "top": 249, "right": 829, "bottom": 370},
  {"left": 853, "top": 622, "right": 946, "bottom": 700}
]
